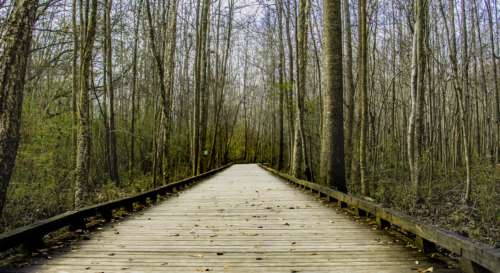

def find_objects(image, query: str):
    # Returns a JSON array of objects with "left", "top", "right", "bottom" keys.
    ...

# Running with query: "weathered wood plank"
[
  {"left": 0, "top": 164, "right": 232, "bottom": 253},
  {"left": 260, "top": 164, "right": 499, "bottom": 273},
  {"left": 5, "top": 164, "right": 457, "bottom": 273}
]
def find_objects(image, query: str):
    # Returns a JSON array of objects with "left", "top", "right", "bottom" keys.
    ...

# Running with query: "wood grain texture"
[{"left": 12, "top": 164, "right": 453, "bottom": 273}]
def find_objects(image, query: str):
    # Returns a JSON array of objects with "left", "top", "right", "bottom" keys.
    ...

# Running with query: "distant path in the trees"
[{"left": 18, "top": 164, "right": 449, "bottom": 273}]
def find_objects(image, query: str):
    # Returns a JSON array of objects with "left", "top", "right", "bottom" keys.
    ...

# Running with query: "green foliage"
[
  {"left": 1, "top": 100, "right": 74, "bottom": 231},
  {"left": 271, "top": 82, "right": 293, "bottom": 92}
]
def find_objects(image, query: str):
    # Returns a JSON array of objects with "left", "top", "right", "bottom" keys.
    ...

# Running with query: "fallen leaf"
[{"left": 418, "top": 267, "right": 433, "bottom": 273}]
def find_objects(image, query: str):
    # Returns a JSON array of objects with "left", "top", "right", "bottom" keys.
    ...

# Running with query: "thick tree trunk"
[
  {"left": 75, "top": 0, "right": 99, "bottom": 208},
  {"left": 0, "top": 0, "right": 39, "bottom": 216},
  {"left": 319, "top": 0, "right": 346, "bottom": 192}
]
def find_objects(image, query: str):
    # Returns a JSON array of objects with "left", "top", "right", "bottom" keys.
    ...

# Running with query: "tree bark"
[
  {"left": 104, "top": 0, "right": 120, "bottom": 184},
  {"left": 129, "top": 0, "right": 143, "bottom": 177},
  {"left": 408, "top": 0, "right": 427, "bottom": 204},
  {"left": 276, "top": 0, "right": 286, "bottom": 171},
  {"left": 319, "top": 0, "right": 346, "bottom": 192},
  {"left": 0, "top": 0, "right": 39, "bottom": 216},
  {"left": 284, "top": 0, "right": 295, "bottom": 169},
  {"left": 71, "top": 0, "right": 79, "bottom": 166},
  {"left": 75, "top": 0, "right": 99, "bottom": 208},
  {"left": 291, "top": 0, "right": 310, "bottom": 179},
  {"left": 485, "top": 0, "right": 499, "bottom": 165},
  {"left": 162, "top": 0, "right": 179, "bottom": 182},
  {"left": 342, "top": 0, "right": 355, "bottom": 180},
  {"left": 193, "top": 0, "right": 210, "bottom": 175},
  {"left": 358, "top": 0, "right": 369, "bottom": 196},
  {"left": 440, "top": 0, "right": 472, "bottom": 203}
]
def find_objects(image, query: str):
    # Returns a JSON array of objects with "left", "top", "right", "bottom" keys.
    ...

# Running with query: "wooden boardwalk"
[{"left": 17, "top": 164, "right": 446, "bottom": 273}]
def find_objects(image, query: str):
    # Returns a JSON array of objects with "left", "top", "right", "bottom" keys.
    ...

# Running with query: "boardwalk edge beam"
[
  {"left": 259, "top": 164, "right": 500, "bottom": 273},
  {"left": 0, "top": 163, "right": 233, "bottom": 253}
]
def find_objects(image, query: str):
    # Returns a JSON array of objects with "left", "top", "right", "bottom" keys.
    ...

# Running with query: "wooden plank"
[
  {"left": 6, "top": 164, "right": 456, "bottom": 273},
  {"left": 260, "top": 164, "right": 500, "bottom": 273},
  {"left": 0, "top": 164, "right": 232, "bottom": 252}
]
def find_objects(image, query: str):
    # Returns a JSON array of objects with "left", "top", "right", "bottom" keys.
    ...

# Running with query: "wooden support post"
[
  {"left": 157, "top": 190, "right": 165, "bottom": 198},
  {"left": 139, "top": 198, "right": 148, "bottom": 207},
  {"left": 22, "top": 236, "right": 44, "bottom": 251},
  {"left": 354, "top": 207, "right": 367, "bottom": 217},
  {"left": 149, "top": 195, "right": 158, "bottom": 204},
  {"left": 376, "top": 216, "right": 390, "bottom": 229},
  {"left": 459, "top": 258, "right": 491, "bottom": 273},
  {"left": 415, "top": 236, "right": 436, "bottom": 254},
  {"left": 125, "top": 203, "right": 134, "bottom": 212},
  {"left": 69, "top": 217, "right": 86, "bottom": 231},
  {"left": 100, "top": 210, "right": 113, "bottom": 222}
]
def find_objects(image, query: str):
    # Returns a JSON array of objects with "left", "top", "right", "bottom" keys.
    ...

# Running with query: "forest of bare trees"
[{"left": 0, "top": 0, "right": 498, "bottom": 247}]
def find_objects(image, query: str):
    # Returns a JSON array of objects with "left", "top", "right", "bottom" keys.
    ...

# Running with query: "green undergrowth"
[
  {"left": 0, "top": 101, "right": 193, "bottom": 233},
  {"left": 0, "top": 174, "right": 153, "bottom": 233}
]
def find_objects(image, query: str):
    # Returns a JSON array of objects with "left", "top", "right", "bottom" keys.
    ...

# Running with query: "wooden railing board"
[
  {"left": 259, "top": 164, "right": 499, "bottom": 273},
  {"left": 0, "top": 163, "right": 233, "bottom": 252}
]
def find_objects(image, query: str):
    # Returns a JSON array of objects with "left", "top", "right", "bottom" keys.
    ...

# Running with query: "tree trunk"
[
  {"left": 358, "top": 0, "right": 369, "bottom": 196},
  {"left": 0, "top": 0, "right": 39, "bottom": 216},
  {"left": 162, "top": 0, "right": 179, "bottom": 182},
  {"left": 71, "top": 0, "right": 79, "bottom": 166},
  {"left": 342, "top": 0, "right": 355, "bottom": 180},
  {"left": 145, "top": 0, "right": 176, "bottom": 181},
  {"left": 129, "top": 0, "right": 143, "bottom": 177},
  {"left": 408, "top": 0, "right": 427, "bottom": 204},
  {"left": 104, "top": 0, "right": 120, "bottom": 184},
  {"left": 485, "top": 0, "right": 499, "bottom": 165},
  {"left": 193, "top": 0, "right": 210, "bottom": 175},
  {"left": 440, "top": 0, "right": 472, "bottom": 203},
  {"left": 291, "top": 0, "right": 310, "bottom": 179},
  {"left": 75, "top": 0, "right": 99, "bottom": 208},
  {"left": 284, "top": 0, "right": 295, "bottom": 169},
  {"left": 276, "top": 0, "right": 286, "bottom": 171},
  {"left": 319, "top": 0, "right": 346, "bottom": 192}
]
